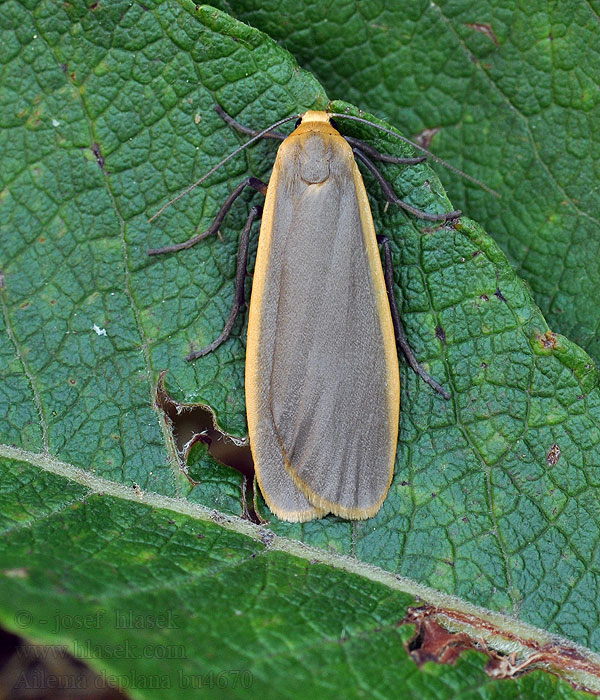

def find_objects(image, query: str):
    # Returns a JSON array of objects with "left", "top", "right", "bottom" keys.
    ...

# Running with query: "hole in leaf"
[
  {"left": 403, "top": 606, "right": 600, "bottom": 693},
  {"left": 155, "top": 373, "right": 262, "bottom": 523}
]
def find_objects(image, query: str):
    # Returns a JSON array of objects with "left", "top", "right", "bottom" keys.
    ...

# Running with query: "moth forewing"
[{"left": 245, "top": 112, "right": 400, "bottom": 521}]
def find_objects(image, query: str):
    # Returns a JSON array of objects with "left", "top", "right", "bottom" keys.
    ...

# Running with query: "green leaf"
[
  {"left": 0, "top": 454, "right": 592, "bottom": 700},
  {"left": 1, "top": 1, "right": 600, "bottom": 697},
  {"left": 219, "top": 0, "right": 600, "bottom": 366}
]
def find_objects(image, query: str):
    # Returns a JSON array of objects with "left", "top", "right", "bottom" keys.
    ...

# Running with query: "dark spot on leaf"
[
  {"left": 168, "top": 519, "right": 175, "bottom": 525},
  {"left": 547, "top": 444, "right": 561, "bottom": 466},
  {"left": 91, "top": 142, "right": 105, "bottom": 171},
  {"left": 480, "top": 294, "right": 489, "bottom": 301},
  {"left": 472, "top": 250, "right": 482, "bottom": 258},
  {"left": 413, "top": 127, "right": 440, "bottom": 150},
  {"left": 481, "top": 362, "right": 487, "bottom": 368},
  {"left": 494, "top": 288, "right": 507, "bottom": 302},
  {"left": 211, "top": 511, "right": 225, "bottom": 524},
  {"left": 68, "top": 378, "right": 76, "bottom": 385},
  {"left": 466, "top": 22, "right": 499, "bottom": 47},
  {"left": 462, "top": 516, "right": 468, "bottom": 522},
  {"left": 197, "top": 533, "right": 205, "bottom": 539},
  {"left": 435, "top": 325, "right": 446, "bottom": 344},
  {"left": 59, "top": 63, "right": 68, "bottom": 74},
  {"left": 260, "top": 530, "right": 275, "bottom": 547},
  {"left": 89, "top": 1, "right": 99, "bottom": 8},
  {"left": 537, "top": 331, "right": 558, "bottom": 350}
]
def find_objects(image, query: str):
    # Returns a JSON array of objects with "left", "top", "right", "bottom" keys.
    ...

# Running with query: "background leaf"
[{"left": 1, "top": 0, "right": 600, "bottom": 697}]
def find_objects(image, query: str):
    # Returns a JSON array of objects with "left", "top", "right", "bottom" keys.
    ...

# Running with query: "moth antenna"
[
  {"left": 330, "top": 113, "right": 501, "bottom": 198},
  {"left": 148, "top": 112, "right": 300, "bottom": 222}
]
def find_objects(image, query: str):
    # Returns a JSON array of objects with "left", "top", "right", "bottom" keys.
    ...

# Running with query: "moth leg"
[
  {"left": 354, "top": 148, "right": 461, "bottom": 222},
  {"left": 215, "top": 104, "right": 286, "bottom": 142},
  {"left": 147, "top": 177, "right": 267, "bottom": 256},
  {"left": 186, "top": 205, "right": 263, "bottom": 362},
  {"left": 344, "top": 135, "right": 426, "bottom": 165},
  {"left": 377, "top": 235, "right": 451, "bottom": 400}
]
